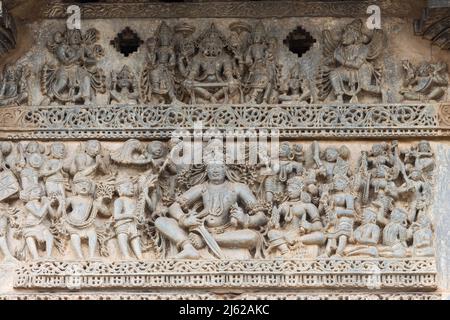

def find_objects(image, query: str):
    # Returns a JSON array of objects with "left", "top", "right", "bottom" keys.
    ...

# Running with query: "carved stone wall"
[{"left": 0, "top": 0, "right": 450, "bottom": 300}]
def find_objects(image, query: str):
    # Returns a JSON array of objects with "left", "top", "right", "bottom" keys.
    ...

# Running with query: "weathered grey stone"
[{"left": 0, "top": 0, "right": 449, "bottom": 300}]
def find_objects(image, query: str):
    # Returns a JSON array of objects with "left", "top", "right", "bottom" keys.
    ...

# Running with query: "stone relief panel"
[
  {"left": 40, "top": 27, "right": 106, "bottom": 105},
  {"left": 0, "top": 139, "right": 436, "bottom": 263},
  {"left": 1, "top": 16, "right": 447, "bottom": 108},
  {"left": 0, "top": 3, "right": 448, "bottom": 299}
]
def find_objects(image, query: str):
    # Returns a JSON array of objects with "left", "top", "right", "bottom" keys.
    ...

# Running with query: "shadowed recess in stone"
[
  {"left": 283, "top": 26, "right": 316, "bottom": 58},
  {"left": 110, "top": 27, "right": 143, "bottom": 57}
]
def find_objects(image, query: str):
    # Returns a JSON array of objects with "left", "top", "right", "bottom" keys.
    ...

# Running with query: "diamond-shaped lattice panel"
[
  {"left": 283, "top": 26, "right": 316, "bottom": 58},
  {"left": 110, "top": 27, "right": 143, "bottom": 57}
]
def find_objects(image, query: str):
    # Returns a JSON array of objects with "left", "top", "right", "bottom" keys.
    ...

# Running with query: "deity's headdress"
[
  {"left": 346, "top": 19, "right": 363, "bottom": 33},
  {"left": 252, "top": 21, "right": 267, "bottom": 42},
  {"left": 343, "top": 19, "right": 365, "bottom": 43},
  {"left": 391, "top": 207, "right": 408, "bottom": 224},
  {"left": 197, "top": 23, "right": 228, "bottom": 51},
  {"left": 117, "top": 65, "right": 134, "bottom": 83},
  {"left": 156, "top": 21, "right": 173, "bottom": 47}
]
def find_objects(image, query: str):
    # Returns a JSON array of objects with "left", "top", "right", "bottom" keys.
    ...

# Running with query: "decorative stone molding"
[
  {"left": 0, "top": 0, "right": 448, "bottom": 301},
  {"left": 41, "top": 1, "right": 415, "bottom": 20},
  {"left": 0, "top": 103, "right": 442, "bottom": 140},
  {"left": 14, "top": 259, "right": 437, "bottom": 291},
  {"left": 0, "top": 292, "right": 443, "bottom": 301}
]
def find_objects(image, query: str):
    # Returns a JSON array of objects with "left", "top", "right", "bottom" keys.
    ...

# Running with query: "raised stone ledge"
[
  {"left": 0, "top": 292, "right": 443, "bottom": 301},
  {"left": 14, "top": 259, "right": 438, "bottom": 291},
  {"left": 0, "top": 103, "right": 444, "bottom": 140},
  {"left": 41, "top": 1, "right": 415, "bottom": 19}
]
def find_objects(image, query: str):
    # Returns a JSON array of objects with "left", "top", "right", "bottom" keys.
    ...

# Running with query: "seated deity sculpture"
[
  {"left": 109, "top": 66, "right": 139, "bottom": 104},
  {"left": 0, "top": 64, "right": 30, "bottom": 107},
  {"left": 400, "top": 60, "right": 448, "bottom": 102},
  {"left": 154, "top": 161, "right": 268, "bottom": 259},
  {"left": 267, "top": 176, "right": 324, "bottom": 256},
  {"left": 317, "top": 19, "right": 386, "bottom": 103},
  {"left": 63, "top": 174, "right": 110, "bottom": 260},
  {"left": 140, "top": 22, "right": 180, "bottom": 104},
  {"left": 22, "top": 185, "right": 54, "bottom": 260},
  {"left": 345, "top": 208, "right": 380, "bottom": 257},
  {"left": 279, "top": 63, "right": 312, "bottom": 105},
  {"left": 113, "top": 177, "right": 143, "bottom": 260},
  {"left": 41, "top": 28, "right": 106, "bottom": 105},
  {"left": 183, "top": 24, "right": 241, "bottom": 104}
]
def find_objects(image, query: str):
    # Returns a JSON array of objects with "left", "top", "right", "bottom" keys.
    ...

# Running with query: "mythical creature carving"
[
  {"left": 316, "top": 19, "right": 386, "bottom": 103},
  {"left": 40, "top": 28, "right": 106, "bottom": 105}
]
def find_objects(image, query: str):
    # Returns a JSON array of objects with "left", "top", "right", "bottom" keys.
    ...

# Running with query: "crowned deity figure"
[
  {"left": 140, "top": 22, "right": 180, "bottom": 104},
  {"left": 317, "top": 19, "right": 386, "bottom": 103},
  {"left": 260, "top": 142, "right": 303, "bottom": 204},
  {"left": 183, "top": 23, "right": 241, "bottom": 104},
  {"left": 243, "top": 21, "right": 279, "bottom": 104},
  {"left": 41, "top": 28, "right": 106, "bottom": 105},
  {"left": 154, "top": 161, "right": 268, "bottom": 259}
]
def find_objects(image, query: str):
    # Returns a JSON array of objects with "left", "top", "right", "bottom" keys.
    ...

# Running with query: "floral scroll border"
[{"left": 0, "top": 103, "right": 445, "bottom": 140}]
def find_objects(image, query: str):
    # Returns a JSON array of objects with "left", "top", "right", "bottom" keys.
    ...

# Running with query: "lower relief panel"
[{"left": 0, "top": 139, "right": 444, "bottom": 299}]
